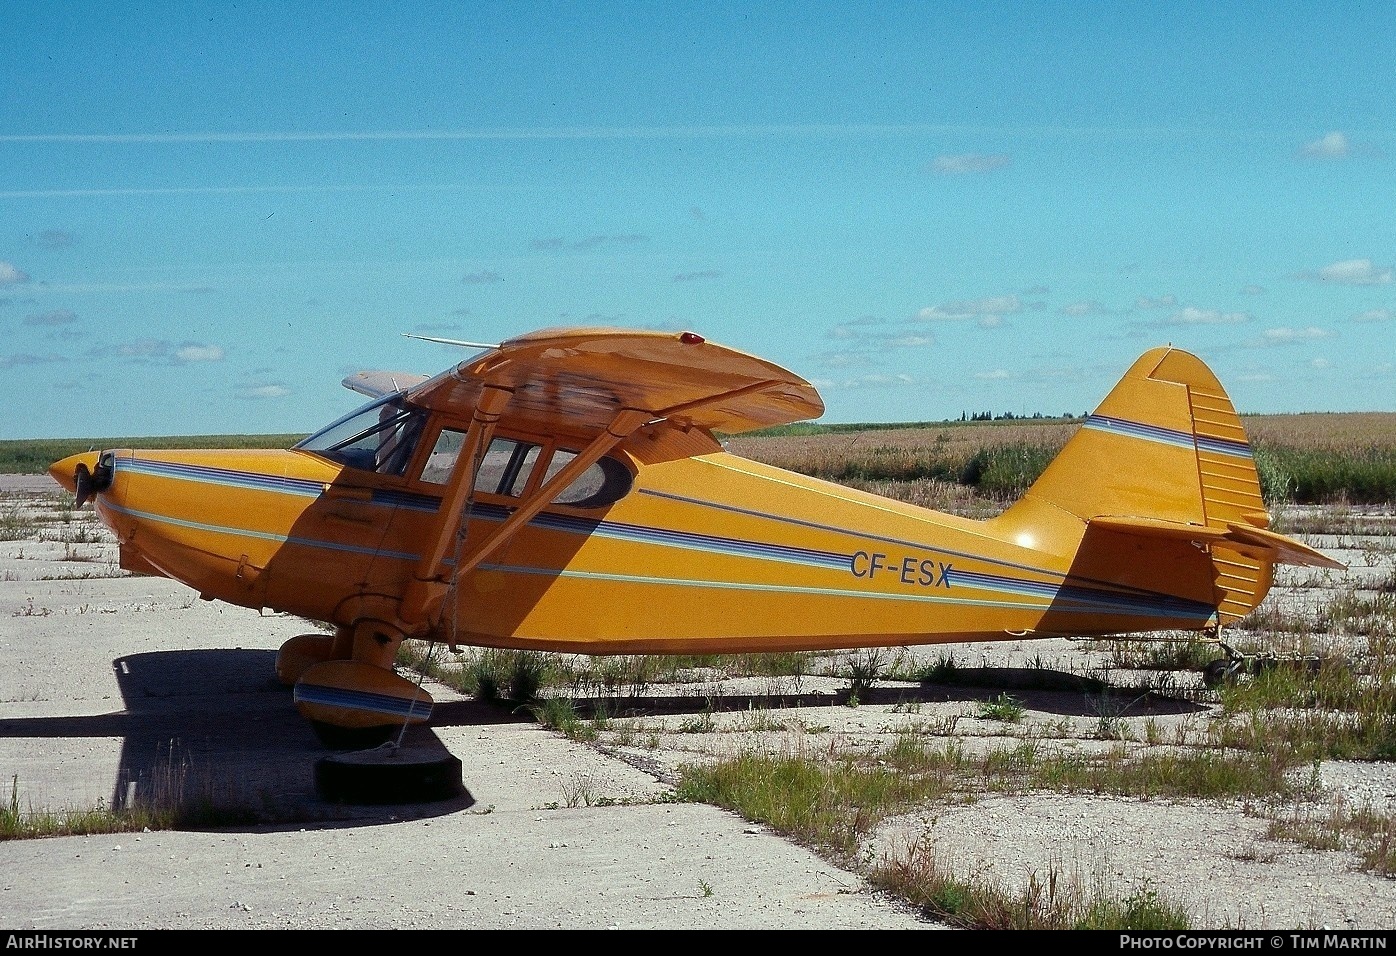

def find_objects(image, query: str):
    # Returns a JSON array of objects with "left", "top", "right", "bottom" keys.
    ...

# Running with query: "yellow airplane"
[{"left": 49, "top": 327, "right": 1343, "bottom": 745}]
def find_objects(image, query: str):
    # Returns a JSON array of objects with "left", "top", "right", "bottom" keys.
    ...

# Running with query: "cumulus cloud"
[
  {"left": 99, "top": 339, "right": 225, "bottom": 363},
  {"left": 1255, "top": 326, "right": 1335, "bottom": 345},
  {"left": 461, "top": 270, "right": 502, "bottom": 284},
  {"left": 929, "top": 153, "right": 1010, "bottom": 175},
  {"left": 673, "top": 270, "right": 722, "bottom": 282},
  {"left": 815, "top": 370, "right": 918, "bottom": 389},
  {"left": 23, "top": 309, "right": 76, "bottom": 326},
  {"left": 175, "top": 343, "right": 225, "bottom": 363},
  {"left": 816, "top": 351, "right": 874, "bottom": 370},
  {"left": 821, "top": 317, "right": 934, "bottom": 358},
  {"left": 1298, "top": 258, "right": 1393, "bottom": 285},
  {"left": 917, "top": 295, "right": 1023, "bottom": 327},
  {"left": 1170, "top": 307, "right": 1250, "bottom": 325},
  {"left": 1059, "top": 300, "right": 1108, "bottom": 317},
  {"left": 1299, "top": 131, "right": 1352, "bottom": 159},
  {"left": 0, "top": 262, "right": 32, "bottom": 285},
  {"left": 1352, "top": 308, "right": 1392, "bottom": 323},
  {"left": 239, "top": 384, "right": 291, "bottom": 399},
  {"left": 1135, "top": 295, "right": 1178, "bottom": 310}
]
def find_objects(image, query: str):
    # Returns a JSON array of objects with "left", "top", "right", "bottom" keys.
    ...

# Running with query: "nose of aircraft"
[{"left": 49, "top": 451, "right": 104, "bottom": 502}]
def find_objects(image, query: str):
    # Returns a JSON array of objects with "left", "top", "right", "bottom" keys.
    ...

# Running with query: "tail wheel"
[{"left": 1202, "top": 656, "right": 1245, "bottom": 688}]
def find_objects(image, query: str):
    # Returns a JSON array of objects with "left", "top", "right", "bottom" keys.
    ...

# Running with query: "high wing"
[
  {"left": 402, "top": 326, "right": 824, "bottom": 439},
  {"left": 341, "top": 370, "right": 430, "bottom": 400},
  {"left": 391, "top": 327, "right": 825, "bottom": 626}
]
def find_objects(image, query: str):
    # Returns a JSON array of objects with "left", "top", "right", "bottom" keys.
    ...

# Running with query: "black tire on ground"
[{"left": 315, "top": 749, "right": 467, "bottom": 805}]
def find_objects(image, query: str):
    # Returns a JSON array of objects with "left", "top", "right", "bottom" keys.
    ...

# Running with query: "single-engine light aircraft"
[{"left": 50, "top": 327, "right": 1343, "bottom": 743}]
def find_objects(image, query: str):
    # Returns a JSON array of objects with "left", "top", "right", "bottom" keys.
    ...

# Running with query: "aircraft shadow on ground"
[{"left": 0, "top": 649, "right": 490, "bottom": 830}]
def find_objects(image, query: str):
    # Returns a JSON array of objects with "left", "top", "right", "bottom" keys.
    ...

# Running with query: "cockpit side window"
[
  {"left": 474, "top": 438, "right": 541, "bottom": 496},
  {"left": 294, "top": 395, "right": 426, "bottom": 477},
  {"left": 419, "top": 434, "right": 541, "bottom": 497},
  {"left": 416, "top": 432, "right": 632, "bottom": 509}
]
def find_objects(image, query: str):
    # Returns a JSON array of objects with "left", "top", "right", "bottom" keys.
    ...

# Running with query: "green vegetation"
[
  {"left": 873, "top": 838, "right": 1191, "bottom": 930},
  {"left": 1255, "top": 445, "right": 1396, "bottom": 506}
]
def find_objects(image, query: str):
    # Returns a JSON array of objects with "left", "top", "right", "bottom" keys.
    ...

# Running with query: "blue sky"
[{"left": 2, "top": 1, "right": 1393, "bottom": 440}]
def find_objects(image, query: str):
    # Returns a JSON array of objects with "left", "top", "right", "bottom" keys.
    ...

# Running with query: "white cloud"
[
  {"left": 114, "top": 339, "right": 168, "bottom": 358},
  {"left": 1352, "top": 308, "right": 1392, "bottom": 323},
  {"left": 930, "top": 154, "right": 1010, "bottom": 175},
  {"left": 817, "top": 351, "right": 872, "bottom": 369},
  {"left": 240, "top": 384, "right": 291, "bottom": 399},
  {"left": 918, "top": 295, "right": 1023, "bottom": 323},
  {"left": 1135, "top": 295, "right": 1177, "bottom": 310},
  {"left": 0, "top": 262, "right": 32, "bottom": 285},
  {"left": 1162, "top": 307, "right": 1250, "bottom": 325},
  {"left": 1299, "top": 131, "right": 1351, "bottom": 159},
  {"left": 1302, "top": 258, "right": 1392, "bottom": 285},
  {"left": 1059, "top": 300, "right": 1107, "bottom": 317},
  {"left": 824, "top": 317, "right": 932, "bottom": 352},
  {"left": 974, "top": 368, "right": 1011, "bottom": 380},
  {"left": 175, "top": 344, "right": 225, "bottom": 363},
  {"left": 1259, "top": 326, "right": 1334, "bottom": 344},
  {"left": 1310, "top": 357, "right": 1331, "bottom": 369}
]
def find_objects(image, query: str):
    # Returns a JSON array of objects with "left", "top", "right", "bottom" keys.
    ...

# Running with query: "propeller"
[{"left": 74, "top": 453, "right": 114, "bottom": 507}]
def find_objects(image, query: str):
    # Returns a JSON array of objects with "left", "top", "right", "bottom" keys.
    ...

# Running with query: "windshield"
[{"left": 294, "top": 394, "right": 427, "bottom": 476}]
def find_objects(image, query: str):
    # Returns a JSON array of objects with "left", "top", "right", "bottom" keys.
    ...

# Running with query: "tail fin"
[{"left": 994, "top": 347, "right": 1342, "bottom": 625}]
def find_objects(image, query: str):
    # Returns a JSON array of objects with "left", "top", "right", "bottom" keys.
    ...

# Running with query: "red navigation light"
[{"left": 679, "top": 332, "right": 705, "bottom": 345}]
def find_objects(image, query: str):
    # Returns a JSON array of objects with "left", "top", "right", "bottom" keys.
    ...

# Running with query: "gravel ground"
[{"left": 2, "top": 477, "right": 1393, "bottom": 931}]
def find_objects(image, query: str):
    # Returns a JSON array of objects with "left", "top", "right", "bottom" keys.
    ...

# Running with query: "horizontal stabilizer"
[
  {"left": 342, "top": 370, "right": 429, "bottom": 400},
  {"left": 1089, "top": 514, "right": 1346, "bottom": 570}
]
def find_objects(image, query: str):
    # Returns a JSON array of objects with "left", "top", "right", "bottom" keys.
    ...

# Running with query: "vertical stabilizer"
[{"left": 992, "top": 347, "right": 1276, "bottom": 623}]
